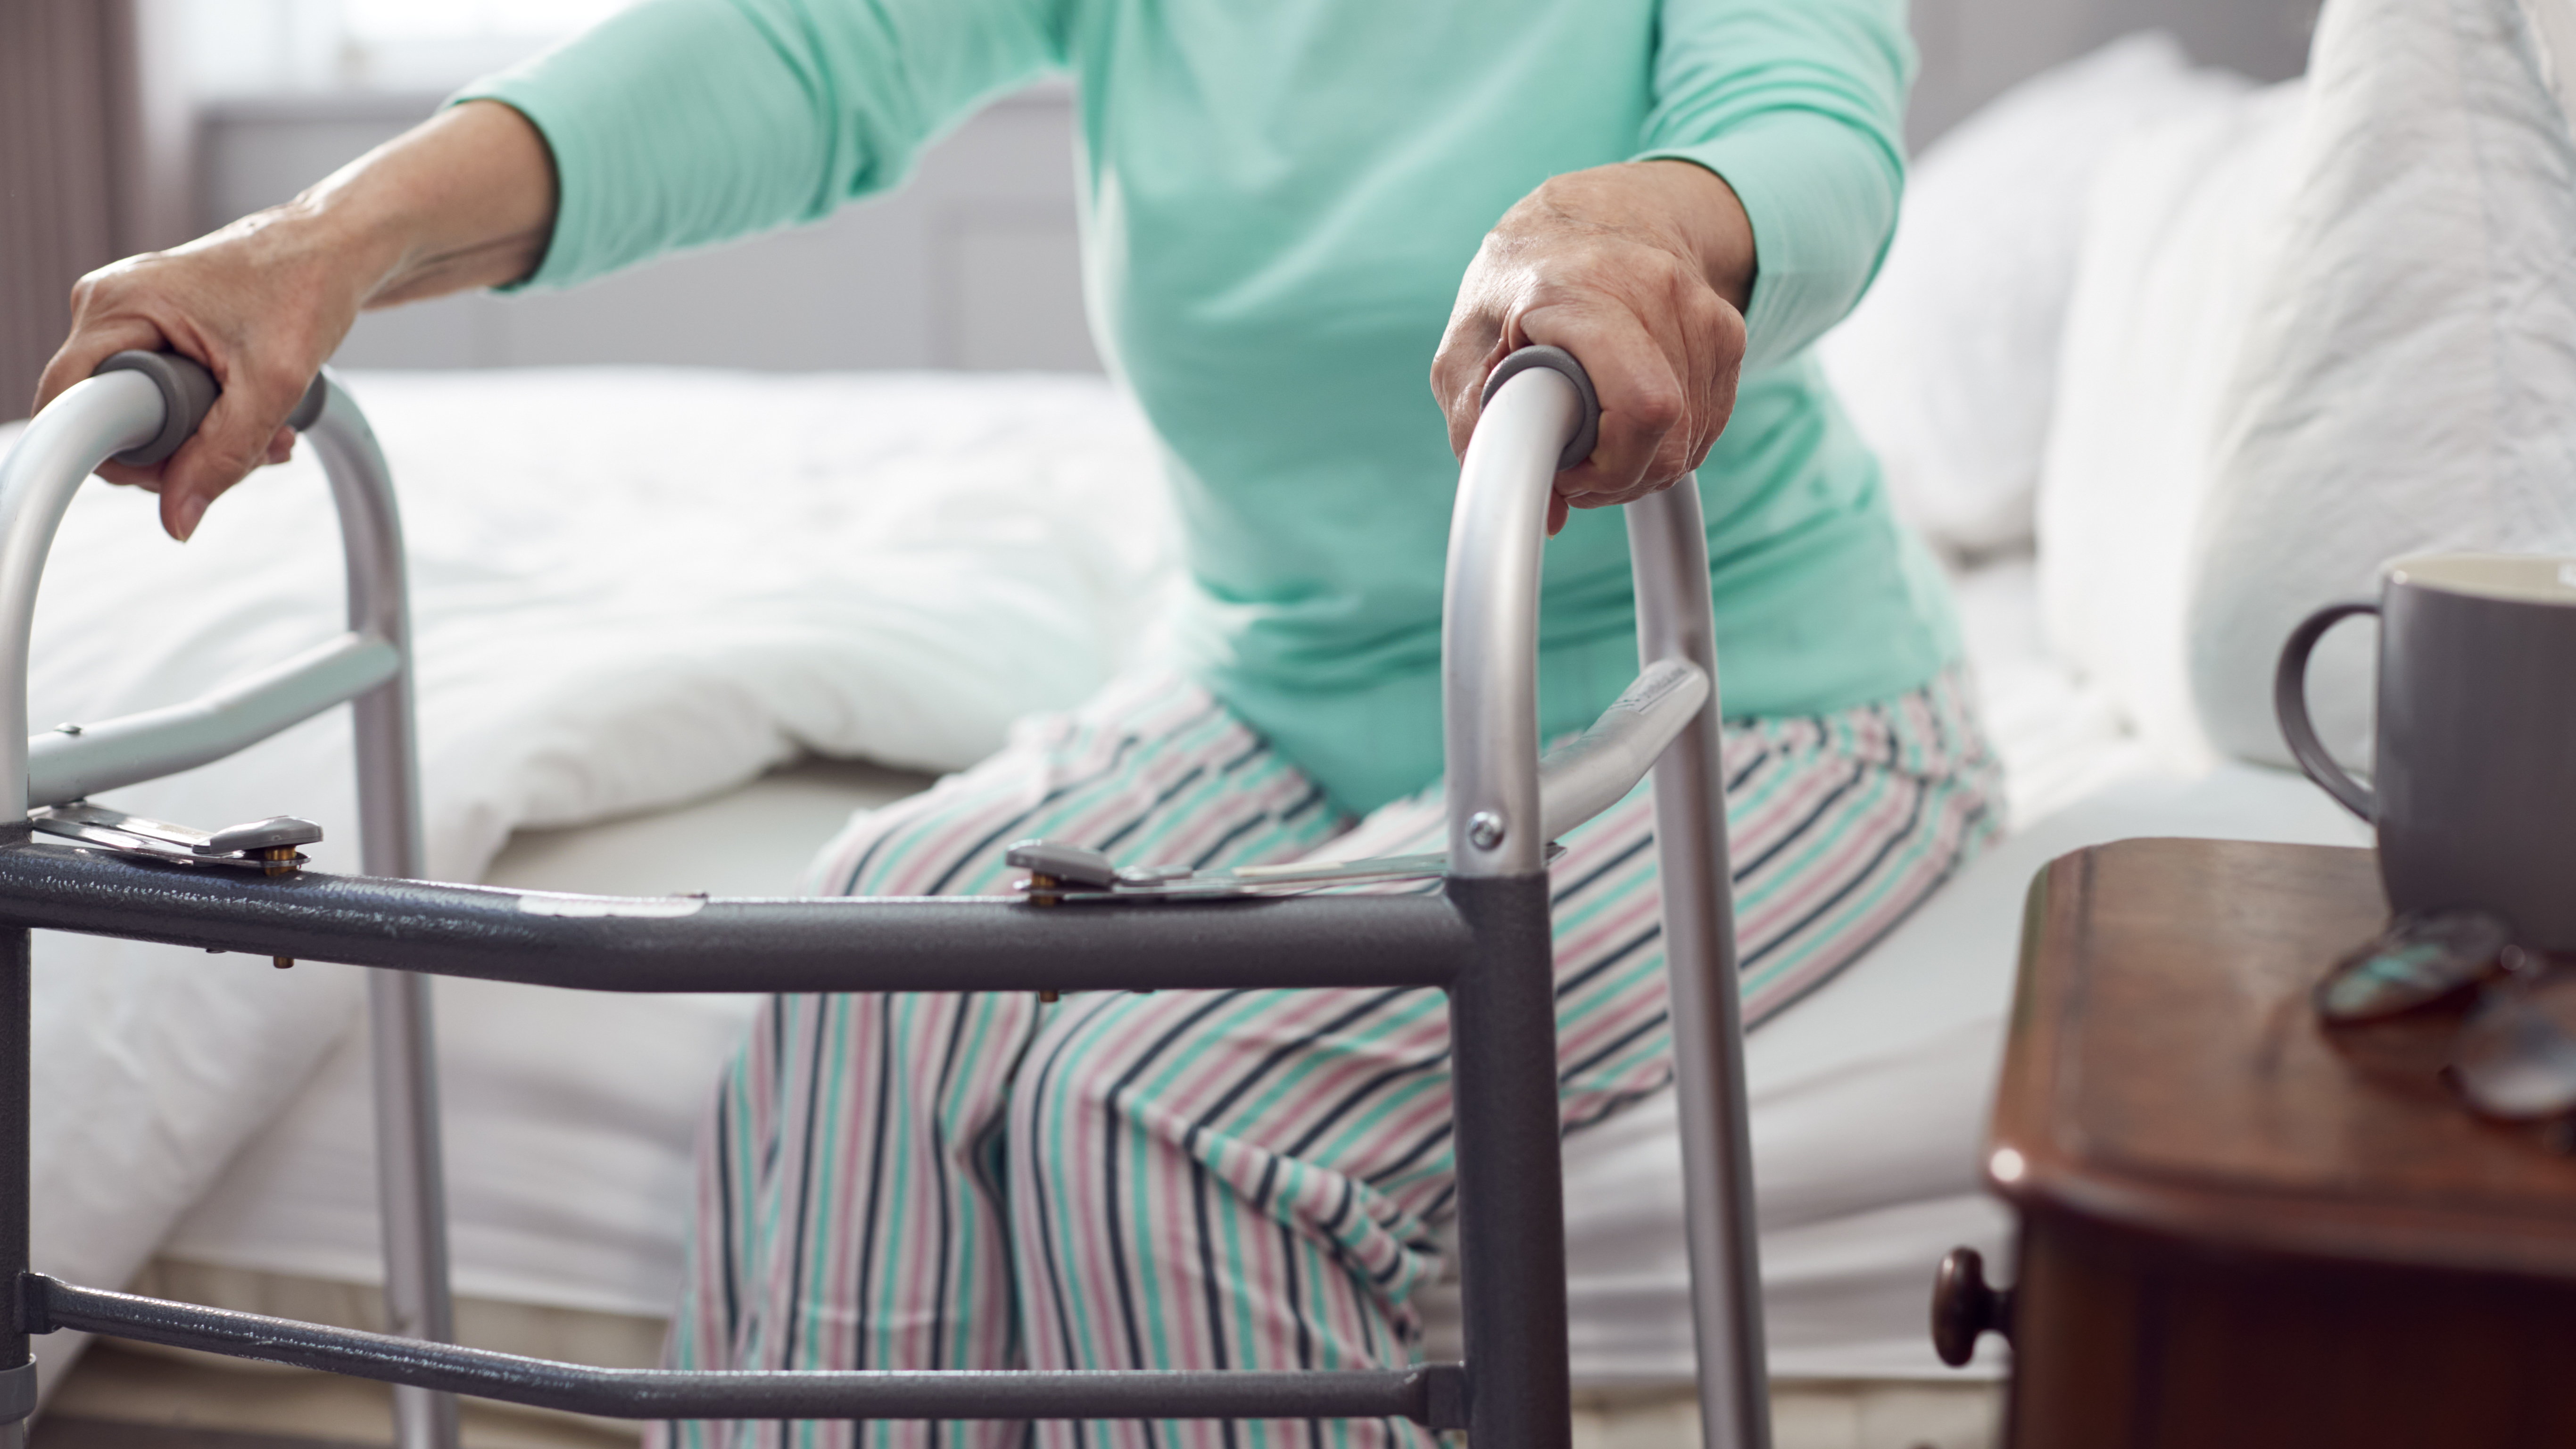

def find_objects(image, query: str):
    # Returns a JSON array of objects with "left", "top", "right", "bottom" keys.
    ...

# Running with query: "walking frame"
[{"left": 0, "top": 345, "right": 1772, "bottom": 1449}]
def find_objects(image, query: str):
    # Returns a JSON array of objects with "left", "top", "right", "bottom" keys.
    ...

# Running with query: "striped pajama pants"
[{"left": 654, "top": 668, "right": 2000, "bottom": 1449}]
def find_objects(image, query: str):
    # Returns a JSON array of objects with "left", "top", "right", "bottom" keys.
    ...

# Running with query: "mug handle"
[{"left": 2273, "top": 600, "right": 2380, "bottom": 821}]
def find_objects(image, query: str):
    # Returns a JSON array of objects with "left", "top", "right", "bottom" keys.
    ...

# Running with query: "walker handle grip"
[
  {"left": 1481, "top": 346, "right": 1600, "bottom": 471},
  {"left": 91, "top": 351, "right": 328, "bottom": 468}
]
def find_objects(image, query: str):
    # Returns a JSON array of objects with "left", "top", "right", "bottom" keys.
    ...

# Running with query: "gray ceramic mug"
[{"left": 2276, "top": 553, "right": 2576, "bottom": 950}]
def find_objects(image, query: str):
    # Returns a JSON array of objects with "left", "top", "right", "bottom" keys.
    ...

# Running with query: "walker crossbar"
[
  {"left": 26, "top": 1275, "right": 1468, "bottom": 1425},
  {"left": 0, "top": 353, "right": 456, "bottom": 1449},
  {"left": 26, "top": 631, "right": 399, "bottom": 808},
  {"left": 0, "top": 346, "right": 1772, "bottom": 1449},
  {"left": 0, "top": 841, "right": 1478, "bottom": 992}
]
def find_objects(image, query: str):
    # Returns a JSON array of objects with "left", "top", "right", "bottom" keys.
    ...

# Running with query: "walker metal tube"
[
  {"left": 0, "top": 371, "right": 167, "bottom": 1444},
  {"left": 1436, "top": 353, "right": 1581, "bottom": 1449},
  {"left": 26, "top": 632, "right": 399, "bottom": 806},
  {"left": 0, "top": 370, "right": 168, "bottom": 828},
  {"left": 32, "top": 1275, "right": 1467, "bottom": 1426},
  {"left": 1629, "top": 486, "right": 1769, "bottom": 1449},
  {"left": 1449, "top": 349, "right": 1769, "bottom": 1449},
  {"left": 0, "top": 361, "right": 458, "bottom": 1449},
  {"left": 0, "top": 841, "right": 1475, "bottom": 991},
  {"left": 0, "top": 934, "right": 28, "bottom": 1449},
  {"left": 0, "top": 345, "right": 1768, "bottom": 1449},
  {"left": 305, "top": 379, "right": 458, "bottom": 1449},
  {"left": 1442, "top": 365, "right": 1574, "bottom": 880},
  {"left": 1533, "top": 657, "right": 1708, "bottom": 845}
]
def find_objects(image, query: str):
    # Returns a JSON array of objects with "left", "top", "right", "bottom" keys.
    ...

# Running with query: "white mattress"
[{"left": 156, "top": 550, "right": 2372, "bottom": 1385}]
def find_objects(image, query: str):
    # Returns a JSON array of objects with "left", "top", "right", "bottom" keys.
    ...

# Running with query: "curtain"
[{"left": 0, "top": 0, "right": 183, "bottom": 425}]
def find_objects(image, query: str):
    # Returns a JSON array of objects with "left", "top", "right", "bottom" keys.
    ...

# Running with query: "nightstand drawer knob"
[{"left": 1932, "top": 1246, "right": 2015, "bottom": 1367}]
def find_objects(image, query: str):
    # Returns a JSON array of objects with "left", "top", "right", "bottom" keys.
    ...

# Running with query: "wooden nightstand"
[{"left": 1960, "top": 838, "right": 2576, "bottom": 1449}]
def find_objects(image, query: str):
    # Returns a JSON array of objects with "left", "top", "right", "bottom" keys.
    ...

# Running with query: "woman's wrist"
[
  {"left": 1623, "top": 159, "right": 1755, "bottom": 314},
  {"left": 1505, "top": 160, "right": 1754, "bottom": 313},
  {"left": 301, "top": 99, "right": 560, "bottom": 308},
  {"left": 1432, "top": 157, "right": 1756, "bottom": 520},
  {"left": 30, "top": 99, "right": 559, "bottom": 538}
]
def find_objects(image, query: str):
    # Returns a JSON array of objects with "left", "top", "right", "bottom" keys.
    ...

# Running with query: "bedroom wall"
[{"left": 191, "top": 0, "right": 2322, "bottom": 377}]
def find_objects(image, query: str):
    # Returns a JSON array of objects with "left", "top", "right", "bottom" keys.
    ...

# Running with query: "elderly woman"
[{"left": 38, "top": 1, "right": 1996, "bottom": 1445}]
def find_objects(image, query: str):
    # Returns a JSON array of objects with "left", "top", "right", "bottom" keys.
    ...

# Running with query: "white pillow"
[
  {"left": 1818, "top": 33, "right": 2252, "bottom": 556},
  {"left": 2187, "top": 0, "right": 2576, "bottom": 771},
  {"left": 2033, "top": 79, "right": 2309, "bottom": 771}
]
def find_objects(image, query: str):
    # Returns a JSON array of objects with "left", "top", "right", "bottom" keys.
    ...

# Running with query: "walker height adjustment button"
[
  {"left": 31, "top": 802, "right": 321, "bottom": 874},
  {"left": 1007, "top": 839, "right": 1118, "bottom": 895},
  {"left": 205, "top": 816, "right": 324, "bottom": 854},
  {"left": 1007, "top": 838, "right": 1119, "bottom": 1001},
  {"left": 31, "top": 805, "right": 323, "bottom": 969}
]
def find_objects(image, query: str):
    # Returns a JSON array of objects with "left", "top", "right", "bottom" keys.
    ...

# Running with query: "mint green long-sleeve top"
[{"left": 459, "top": 0, "right": 1960, "bottom": 814}]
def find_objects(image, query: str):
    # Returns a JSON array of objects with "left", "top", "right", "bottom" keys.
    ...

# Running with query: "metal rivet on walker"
[
  {"left": 51, "top": 723, "right": 80, "bottom": 736},
  {"left": 1468, "top": 811, "right": 1507, "bottom": 851},
  {"left": 1025, "top": 869, "right": 1062, "bottom": 1003},
  {"left": 264, "top": 842, "right": 301, "bottom": 966}
]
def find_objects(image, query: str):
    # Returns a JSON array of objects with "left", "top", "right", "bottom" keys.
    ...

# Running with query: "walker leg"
[
  {"left": 370, "top": 969, "right": 459, "bottom": 1449},
  {"left": 322, "top": 394, "right": 460, "bottom": 1449},
  {"left": 351, "top": 625, "right": 456, "bottom": 1449},
  {"left": 1628, "top": 490, "right": 1770, "bottom": 1449},
  {"left": 1445, "top": 874, "right": 1571, "bottom": 1449},
  {"left": 0, "top": 929, "right": 31, "bottom": 1449}
]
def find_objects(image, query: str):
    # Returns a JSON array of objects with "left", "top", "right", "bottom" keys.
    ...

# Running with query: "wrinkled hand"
[
  {"left": 1432, "top": 160, "right": 1754, "bottom": 535},
  {"left": 33, "top": 212, "right": 370, "bottom": 540},
  {"left": 28, "top": 100, "right": 555, "bottom": 542}
]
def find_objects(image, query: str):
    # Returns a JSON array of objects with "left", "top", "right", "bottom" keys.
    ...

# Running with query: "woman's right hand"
[
  {"left": 29, "top": 100, "right": 558, "bottom": 541},
  {"left": 37, "top": 216, "right": 372, "bottom": 540}
]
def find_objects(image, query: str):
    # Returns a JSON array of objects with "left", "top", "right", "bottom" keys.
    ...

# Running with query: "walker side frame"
[{"left": 0, "top": 349, "right": 1771, "bottom": 1449}]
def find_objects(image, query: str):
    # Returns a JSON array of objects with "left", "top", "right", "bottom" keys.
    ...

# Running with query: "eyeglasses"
[
  {"left": 2451, "top": 969, "right": 2576, "bottom": 1123},
  {"left": 2315, "top": 909, "right": 2514, "bottom": 1022},
  {"left": 2315, "top": 909, "right": 2576, "bottom": 1130}
]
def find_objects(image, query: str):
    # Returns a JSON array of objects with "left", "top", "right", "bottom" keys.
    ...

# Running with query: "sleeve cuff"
[
  {"left": 445, "top": 0, "right": 843, "bottom": 294},
  {"left": 449, "top": 26, "right": 703, "bottom": 297},
  {"left": 442, "top": 91, "right": 573, "bottom": 292},
  {"left": 1639, "top": 110, "right": 1901, "bottom": 371}
]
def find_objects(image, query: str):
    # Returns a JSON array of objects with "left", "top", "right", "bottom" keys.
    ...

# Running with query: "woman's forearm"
[
  {"left": 31, "top": 99, "right": 558, "bottom": 538},
  {"left": 299, "top": 99, "right": 560, "bottom": 307}
]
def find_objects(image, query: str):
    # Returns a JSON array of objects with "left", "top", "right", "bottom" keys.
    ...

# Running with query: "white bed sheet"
[
  {"left": 157, "top": 551, "right": 2369, "bottom": 1385},
  {"left": 0, "top": 368, "right": 1174, "bottom": 1391}
]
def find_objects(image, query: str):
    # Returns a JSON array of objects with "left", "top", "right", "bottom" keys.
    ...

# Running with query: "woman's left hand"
[{"left": 1431, "top": 159, "right": 1755, "bottom": 535}]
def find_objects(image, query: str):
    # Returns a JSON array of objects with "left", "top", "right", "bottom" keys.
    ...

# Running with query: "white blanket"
[{"left": 0, "top": 368, "right": 1174, "bottom": 1382}]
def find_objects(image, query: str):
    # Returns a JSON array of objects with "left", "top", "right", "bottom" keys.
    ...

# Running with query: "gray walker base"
[{"left": 0, "top": 348, "right": 1771, "bottom": 1449}]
